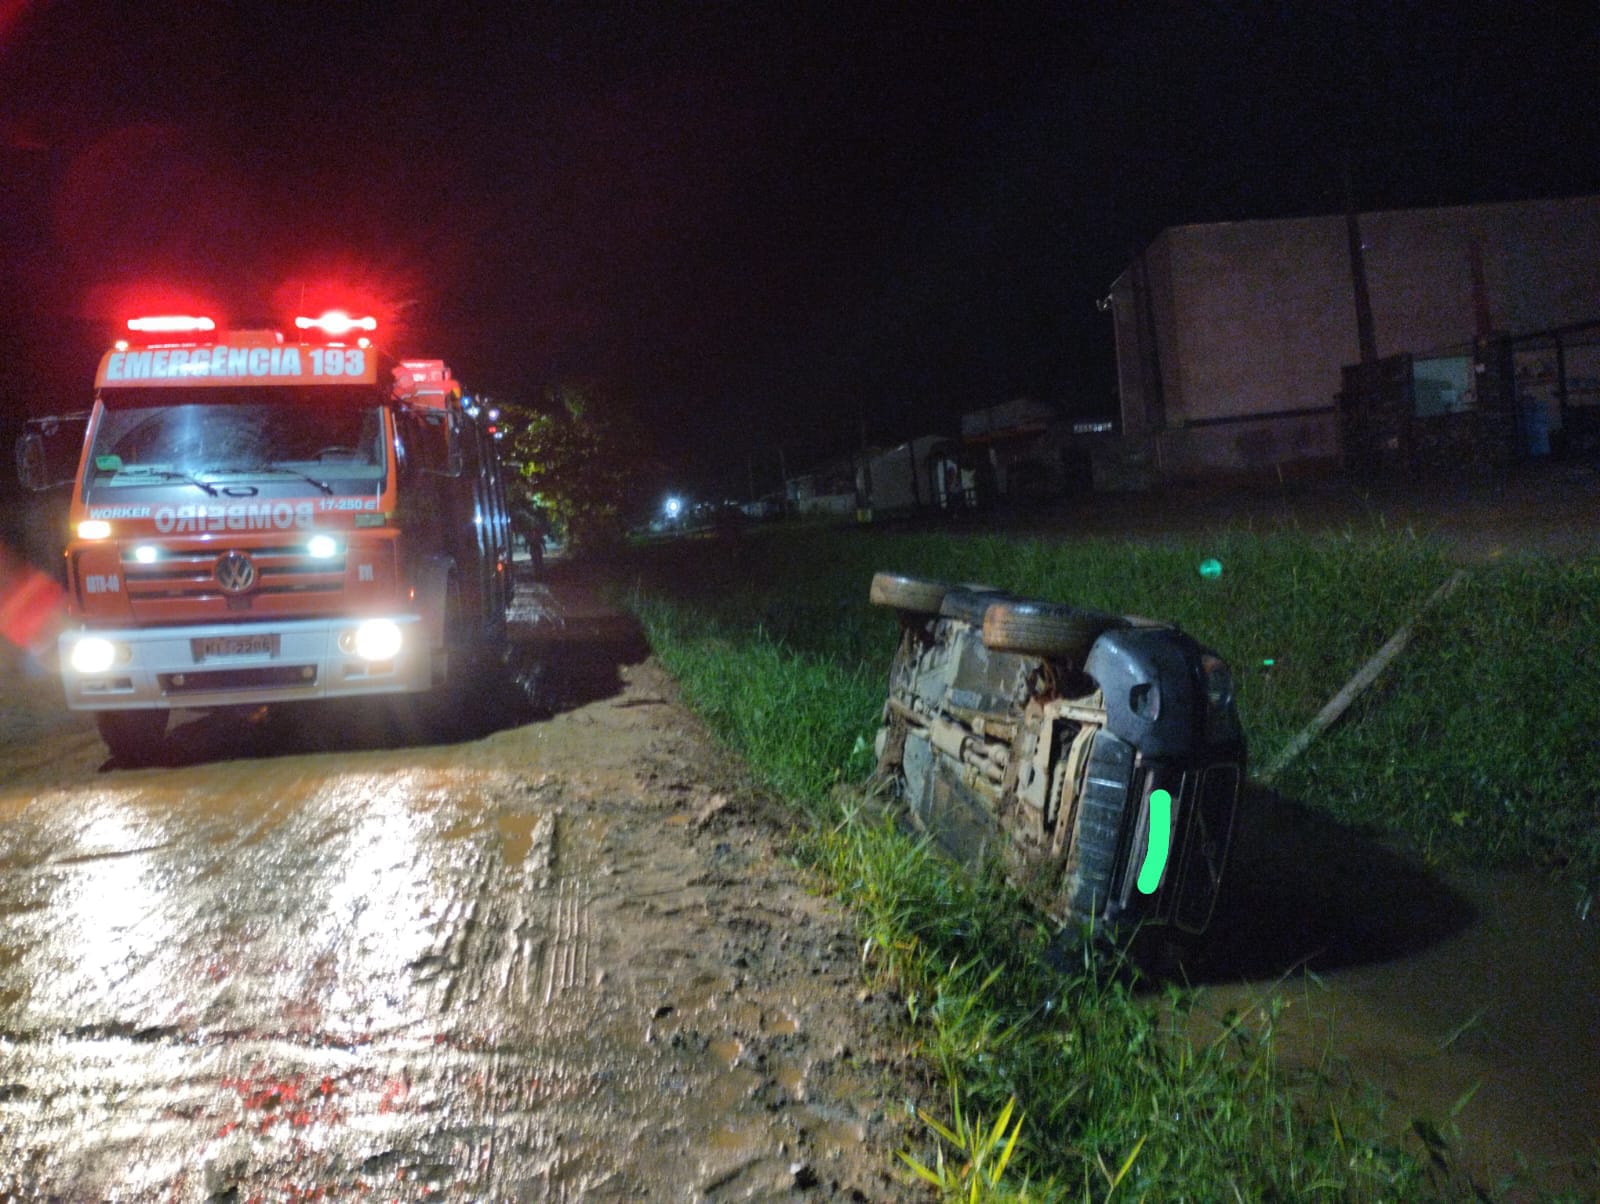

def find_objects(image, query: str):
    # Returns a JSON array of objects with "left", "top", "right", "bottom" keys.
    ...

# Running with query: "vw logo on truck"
[{"left": 213, "top": 552, "right": 256, "bottom": 594}]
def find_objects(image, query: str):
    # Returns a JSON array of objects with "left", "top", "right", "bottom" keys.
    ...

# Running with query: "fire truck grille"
[{"left": 123, "top": 545, "right": 346, "bottom": 601}]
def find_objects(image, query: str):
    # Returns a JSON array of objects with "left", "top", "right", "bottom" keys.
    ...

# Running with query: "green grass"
[
  {"left": 619, "top": 523, "right": 1600, "bottom": 1197},
  {"left": 796, "top": 798, "right": 1436, "bottom": 1201},
  {"left": 624, "top": 524, "right": 1600, "bottom": 891},
  {"left": 630, "top": 598, "right": 1430, "bottom": 1198}
]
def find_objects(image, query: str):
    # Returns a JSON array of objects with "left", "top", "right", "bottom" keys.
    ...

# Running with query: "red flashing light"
[
  {"left": 295, "top": 310, "right": 378, "bottom": 336},
  {"left": 127, "top": 315, "right": 216, "bottom": 334}
]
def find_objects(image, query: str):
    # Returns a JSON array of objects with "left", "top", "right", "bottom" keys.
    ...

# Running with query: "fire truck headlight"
[
  {"left": 350, "top": 619, "right": 403, "bottom": 662},
  {"left": 307, "top": 534, "right": 339, "bottom": 559},
  {"left": 78, "top": 520, "right": 112, "bottom": 541},
  {"left": 133, "top": 545, "right": 159, "bottom": 564},
  {"left": 70, "top": 637, "right": 119, "bottom": 675}
]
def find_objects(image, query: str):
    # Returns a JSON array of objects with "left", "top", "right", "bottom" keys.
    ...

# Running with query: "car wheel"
[
  {"left": 981, "top": 599, "right": 1123, "bottom": 661},
  {"left": 96, "top": 710, "right": 168, "bottom": 767},
  {"left": 868, "top": 572, "right": 950, "bottom": 615}
]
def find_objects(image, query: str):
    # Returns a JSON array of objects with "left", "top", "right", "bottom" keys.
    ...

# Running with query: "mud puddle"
[{"left": 1192, "top": 789, "right": 1600, "bottom": 1196}]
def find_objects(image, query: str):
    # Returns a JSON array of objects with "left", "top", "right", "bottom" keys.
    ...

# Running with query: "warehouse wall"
[{"left": 1108, "top": 194, "right": 1600, "bottom": 479}]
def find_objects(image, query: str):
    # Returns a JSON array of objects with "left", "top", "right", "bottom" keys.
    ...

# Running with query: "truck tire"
[
  {"left": 96, "top": 710, "right": 168, "bottom": 767},
  {"left": 981, "top": 599, "right": 1123, "bottom": 662},
  {"left": 868, "top": 572, "right": 949, "bottom": 615},
  {"left": 403, "top": 577, "right": 475, "bottom": 743},
  {"left": 438, "top": 577, "right": 471, "bottom": 680}
]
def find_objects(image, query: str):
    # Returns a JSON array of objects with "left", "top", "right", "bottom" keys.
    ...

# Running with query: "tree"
[{"left": 497, "top": 382, "right": 653, "bottom": 554}]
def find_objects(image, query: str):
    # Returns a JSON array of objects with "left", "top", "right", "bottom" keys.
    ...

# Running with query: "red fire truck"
[{"left": 51, "top": 310, "right": 513, "bottom": 764}]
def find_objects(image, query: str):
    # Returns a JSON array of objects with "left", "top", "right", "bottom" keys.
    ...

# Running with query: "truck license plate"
[{"left": 193, "top": 634, "right": 277, "bottom": 660}]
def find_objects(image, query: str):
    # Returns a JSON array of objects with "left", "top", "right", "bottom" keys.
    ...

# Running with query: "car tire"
[
  {"left": 868, "top": 572, "right": 950, "bottom": 615},
  {"left": 981, "top": 599, "right": 1123, "bottom": 661},
  {"left": 96, "top": 710, "right": 168, "bottom": 767}
]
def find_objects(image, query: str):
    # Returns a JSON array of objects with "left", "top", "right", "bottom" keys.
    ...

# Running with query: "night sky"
[{"left": 3, "top": 1, "right": 1598, "bottom": 490}]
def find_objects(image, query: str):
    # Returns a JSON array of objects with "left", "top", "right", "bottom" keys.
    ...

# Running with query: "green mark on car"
[{"left": 1138, "top": 788, "right": 1173, "bottom": 895}]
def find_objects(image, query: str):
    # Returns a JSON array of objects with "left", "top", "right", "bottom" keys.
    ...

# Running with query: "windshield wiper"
[
  {"left": 264, "top": 466, "right": 335, "bottom": 496},
  {"left": 201, "top": 465, "right": 335, "bottom": 496},
  {"left": 114, "top": 468, "right": 219, "bottom": 496}
]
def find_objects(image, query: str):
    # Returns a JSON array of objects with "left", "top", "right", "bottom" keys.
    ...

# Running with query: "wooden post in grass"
[{"left": 1259, "top": 570, "right": 1469, "bottom": 783}]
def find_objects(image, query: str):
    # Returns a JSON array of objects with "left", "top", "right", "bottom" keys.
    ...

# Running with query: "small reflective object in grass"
[{"left": 1198, "top": 558, "right": 1223, "bottom": 579}]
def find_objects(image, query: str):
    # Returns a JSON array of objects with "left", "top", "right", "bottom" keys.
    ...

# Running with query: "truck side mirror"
[
  {"left": 15, "top": 431, "right": 79, "bottom": 492},
  {"left": 15, "top": 431, "right": 48, "bottom": 491},
  {"left": 15, "top": 415, "right": 88, "bottom": 492},
  {"left": 445, "top": 414, "right": 465, "bottom": 477},
  {"left": 399, "top": 408, "right": 463, "bottom": 478}
]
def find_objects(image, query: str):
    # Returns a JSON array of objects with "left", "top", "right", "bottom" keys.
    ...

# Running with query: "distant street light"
[{"left": 664, "top": 496, "right": 683, "bottom": 521}]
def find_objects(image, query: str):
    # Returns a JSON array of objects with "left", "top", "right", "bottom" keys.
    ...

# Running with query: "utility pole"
[
  {"left": 857, "top": 410, "right": 871, "bottom": 516},
  {"left": 1344, "top": 152, "right": 1379, "bottom": 365}
]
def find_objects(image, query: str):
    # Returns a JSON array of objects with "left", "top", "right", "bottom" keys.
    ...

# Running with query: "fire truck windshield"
[{"left": 84, "top": 386, "right": 386, "bottom": 500}]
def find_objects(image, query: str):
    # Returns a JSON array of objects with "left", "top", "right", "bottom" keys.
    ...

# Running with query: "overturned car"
[{"left": 869, "top": 572, "right": 1245, "bottom": 949}]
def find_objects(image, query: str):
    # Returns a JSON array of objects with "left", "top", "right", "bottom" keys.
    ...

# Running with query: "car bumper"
[{"left": 59, "top": 615, "right": 433, "bottom": 711}]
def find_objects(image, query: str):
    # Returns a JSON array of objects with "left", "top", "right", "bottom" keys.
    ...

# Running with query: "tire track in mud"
[{"left": 400, "top": 800, "right": 614, "bottom": 1199}]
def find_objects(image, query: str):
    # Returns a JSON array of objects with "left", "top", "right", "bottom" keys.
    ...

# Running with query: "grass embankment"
[{"left": 622, "top": 525, "right": 1599, "bottom": 1199}]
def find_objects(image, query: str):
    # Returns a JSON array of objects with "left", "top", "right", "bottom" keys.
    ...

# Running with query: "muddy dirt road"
[{"left": 0, "top": 572, "right": 923, "bottom": 1201}]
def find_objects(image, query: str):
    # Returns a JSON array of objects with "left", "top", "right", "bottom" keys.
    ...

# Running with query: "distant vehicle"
[
  {"left": 869, "top": 572, "right": 1245, "bottom": 960},
  {"left": 32, "top": 308, "right": 513, "bottom": 764}
]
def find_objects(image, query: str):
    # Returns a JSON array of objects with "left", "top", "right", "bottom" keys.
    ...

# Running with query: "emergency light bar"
[
  {"left": 295, "top": 310, "right": 378, "bottom": 336},
  {"left": 127, "top": 315, "right": 216, "bottom": 334}
]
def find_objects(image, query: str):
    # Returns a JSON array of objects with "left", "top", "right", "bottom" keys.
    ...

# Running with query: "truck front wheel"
[
  {"left": 410, "top": 577, "right": 476, "bottom": 742},
  {"left": 95, "top": 710, "right": 168, "bottom": 767}
]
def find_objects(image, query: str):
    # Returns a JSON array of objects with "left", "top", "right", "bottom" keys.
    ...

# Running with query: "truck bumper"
[{"left": 59, "top": 615, "right": 434, "bottom": 712}]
